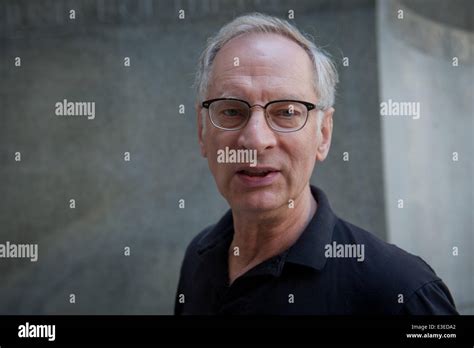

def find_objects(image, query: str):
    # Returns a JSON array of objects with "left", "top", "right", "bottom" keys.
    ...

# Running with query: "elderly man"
[{"left": 174, "top": 13, "right": 458, "bottom": 315}]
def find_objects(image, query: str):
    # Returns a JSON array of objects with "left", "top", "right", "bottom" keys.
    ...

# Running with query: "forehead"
[{"left": 209, "top": 33, "right": 316, "bottom": 100}]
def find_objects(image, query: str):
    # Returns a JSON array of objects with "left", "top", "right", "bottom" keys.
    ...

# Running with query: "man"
[{"left": 174, "top": 13, "right": 458, "bottom": 315}]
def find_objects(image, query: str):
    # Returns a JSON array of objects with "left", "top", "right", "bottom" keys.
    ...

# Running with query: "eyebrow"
[{"left": 217, "top": 93, "right": 306, "bottom": 101}]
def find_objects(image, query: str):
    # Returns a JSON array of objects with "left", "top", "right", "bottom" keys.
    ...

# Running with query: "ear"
[
  {"left": 316, "top": 107, "right": 334, "bottom": 162},
  {"left": 197, "top": 105, "right": 207, "bottom": 158}
]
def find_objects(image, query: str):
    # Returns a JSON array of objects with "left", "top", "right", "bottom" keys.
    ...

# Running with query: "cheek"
[
  {"left": 204, "top": 129, "right": 224, "bottom": 160},
  {"left": 284, "top": 136, "right": 318, "bottom": 179},
  {"left": 206, "top": 134, "right": 235, "bottom": 182},
  {"left": 206, "top": 143, "right": 220, "bottom": 178}
]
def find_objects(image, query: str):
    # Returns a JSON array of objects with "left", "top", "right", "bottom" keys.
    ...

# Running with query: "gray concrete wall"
[
  {"left": 377, "top": 0, "right": 473, "bottom": 314},
  {"left": 0, "top": 0, "right": 440, "bottom": 314}
]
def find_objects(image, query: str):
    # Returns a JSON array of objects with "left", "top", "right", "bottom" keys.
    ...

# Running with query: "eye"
[
  {"left": 281, "top": 109, "right": 294, "bottom": 117},
  {"left": 223, "top": 109, "right": 240, "bottom": 116},
  {"left": 275, "top": 108, "right": 300, "bottom": 117}
]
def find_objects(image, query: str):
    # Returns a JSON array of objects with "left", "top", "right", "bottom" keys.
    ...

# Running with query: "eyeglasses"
[{"left": 202, "top": 98, "right": 324, "bottom": 133}]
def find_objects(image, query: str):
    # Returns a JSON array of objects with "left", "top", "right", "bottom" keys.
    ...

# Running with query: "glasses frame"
[{"left": 202, "top": 98, "right": 324, "bottom": 133}]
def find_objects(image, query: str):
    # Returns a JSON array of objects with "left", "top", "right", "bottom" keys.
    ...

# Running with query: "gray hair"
[{"left": 195, "top": 12, "right": 339, "bottom": 109}]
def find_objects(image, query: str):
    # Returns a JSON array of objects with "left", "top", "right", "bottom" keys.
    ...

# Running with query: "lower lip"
[{"left": 236, "top": 171, "right": 280, "bottom": 188}]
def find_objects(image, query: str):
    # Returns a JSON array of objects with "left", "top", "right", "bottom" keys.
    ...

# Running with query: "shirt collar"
[
  {"left": 196, "top": 185, "right": 337, "bottom": 272},
  {"left": 196, "top": 210, "right": 234, "bottom": 256}
]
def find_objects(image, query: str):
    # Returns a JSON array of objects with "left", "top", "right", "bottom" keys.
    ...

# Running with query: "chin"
[{"left": 229, "top": 190, "right": 284, "bottom": 212}]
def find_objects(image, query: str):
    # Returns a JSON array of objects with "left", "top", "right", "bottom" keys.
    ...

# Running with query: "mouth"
[
  {"left": 235, "top": 167, "right": 281, "bottom": 186},
  {"left": 236, "top": 169, "right": 279, "bottom": 177}
]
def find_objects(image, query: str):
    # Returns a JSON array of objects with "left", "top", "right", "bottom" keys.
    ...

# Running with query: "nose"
[{"left": 236, "top": 105, "right": 277, "bottom": 153}]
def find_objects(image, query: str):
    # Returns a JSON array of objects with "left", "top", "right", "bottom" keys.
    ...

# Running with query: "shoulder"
[
  {"left": 174, "top": 224, "right": 215, "bottom": 314},
  {"left": 336, "top": 218, "right": 438, "bottom": 281},
  {"left": 333, "top": 218, "right": 450, "bottom": 313},
  {"left": 180, "top": 224, "right": 215, "bottom": 270},
  {"left": 178, "top": 225, "right": 214, "bottom": 300}
]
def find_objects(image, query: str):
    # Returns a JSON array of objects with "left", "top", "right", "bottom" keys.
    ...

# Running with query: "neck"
[{"left": 228, "top": 185, "right": 317, "bottom": 285}]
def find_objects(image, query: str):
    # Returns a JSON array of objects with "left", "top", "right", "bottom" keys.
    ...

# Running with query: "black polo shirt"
[{"left": 174, "top": 186, "right": 458, "bottom": 315}]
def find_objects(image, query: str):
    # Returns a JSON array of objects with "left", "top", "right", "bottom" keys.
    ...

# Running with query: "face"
[{"left": 198, "top": 33, "right": 334, "bottom": 213}]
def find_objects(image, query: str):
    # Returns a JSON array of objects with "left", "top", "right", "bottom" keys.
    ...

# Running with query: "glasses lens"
[
  {"left": 267, "top": 101, "right": 307, "bottom": 131},
  {"left": 210, "top": 100, "right": 249, "bottom": 129}
]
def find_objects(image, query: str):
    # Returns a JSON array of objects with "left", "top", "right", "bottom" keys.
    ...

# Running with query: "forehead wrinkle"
[
  {"left": 214, "top": 60, "right": 308, "bottom": 79},
  {"left": 210, "top": 67, "right": 312, "bottom": 99},
  {"left": 212, "top": 47, "right": 311, "bottom": 81},
  {"left": 213, "top": 74, "right": 304, "bottom": 89},
  {"left": 213, "top": 85, "right": 310, "bottom": 102},
  {"left": 213, "top": 73, "right": 307, "bottom": 92}
]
